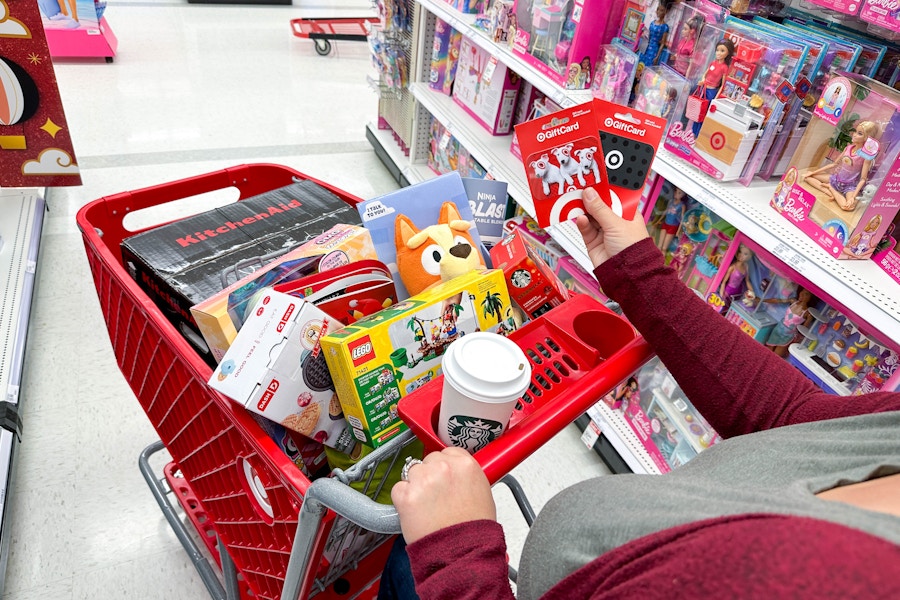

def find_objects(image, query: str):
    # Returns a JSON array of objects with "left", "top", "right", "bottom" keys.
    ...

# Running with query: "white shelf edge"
[
  {"left": 416, "top": 0, "right": 592, "bottom": 109},
  {"left": 587, "top": 402, "right": 660, "bottom": 475},
  {"left": 366, "top": 121, "right": 433, "bottom": 185}
]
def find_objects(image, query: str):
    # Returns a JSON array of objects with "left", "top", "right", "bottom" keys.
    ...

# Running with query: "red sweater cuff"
[{"left": 407, "top": 520, "right": 514, "bottom": 600}]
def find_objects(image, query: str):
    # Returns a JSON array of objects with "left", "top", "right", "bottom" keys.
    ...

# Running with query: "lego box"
[
  {"left": 208, "top": 290, "right": 354, "bottom": 452},
  {"left": 320, "top": 269, "right": 515, "bottom": 447},
  {"left": 491, "top": 229, "right": 569, "bottom": 318}
]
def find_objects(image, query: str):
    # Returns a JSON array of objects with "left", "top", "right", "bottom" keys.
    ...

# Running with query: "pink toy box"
[
  {"left": 510, "top": 0, "right": 623, "bottom": 91},
  {"left": 771, "top": 72, "right": 900, "bottom": 260},
  {"left": 453, "top": 38, "right": 522, "bottom": 135},
  {"left": 872, "top": 213, "right": 900, "bottom": 286}
]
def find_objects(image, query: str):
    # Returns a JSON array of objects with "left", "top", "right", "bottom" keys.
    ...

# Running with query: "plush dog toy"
[{"left": 395, "top": 201, "right": 485, "bottom": 296}]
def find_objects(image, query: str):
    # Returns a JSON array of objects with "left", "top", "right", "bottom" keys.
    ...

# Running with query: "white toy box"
[{"left": 452, "top": 37, "right": 522, "bottom": 135}]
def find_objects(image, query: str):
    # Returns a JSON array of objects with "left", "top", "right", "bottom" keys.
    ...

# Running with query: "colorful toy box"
[
  {"left": 770, "top": 72, "right": 900, "bottom": 260},
  {"left": 208, "top": 290, "right": 354, "bottom": 452},
  {"left": 502, "top": 214, "right": 567, "bottom": 270},
  {"left": 872, "top": 213, "right": 900, "bottom": 286},
  {"left": 555, "top": 255, "right": 607, "bottom": 302},
  {"left": 452, "top": 38, "right": 522, "bottom": 135},
  {"left": 511, "top": 0, "right": 623, "bottom": 91},
  {"left": 429, "top": 18, "right": 462, "bottom": 95},
  {"left": 320, "top": 269, "right": 515, "bottom": 448},
  {"left": 192, "top": 223, "right": 377, "bottom": 363},
  {"left": 490, "top": 229, "right": 569, "bottom": 318}
]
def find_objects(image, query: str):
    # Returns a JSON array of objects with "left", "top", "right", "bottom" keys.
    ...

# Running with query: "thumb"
[{"left": 582, "top": 186, "right": 614, "bottom": 224}]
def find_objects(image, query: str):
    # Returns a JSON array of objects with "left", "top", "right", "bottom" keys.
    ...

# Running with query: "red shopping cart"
[
  {"left": 290, "top": 17, "right": 379, "bottom": 56},
  {"left": 77, "top": 163, "right": 653, "bottom": 599}
]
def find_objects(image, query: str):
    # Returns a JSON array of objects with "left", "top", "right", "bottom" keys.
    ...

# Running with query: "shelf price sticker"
[
  {"left": 580, "top": 418, "right": 601, "bottom": 449},
  {"left": 482, "top": 56, "right": 499, "bottom": 86},
  {"left": 773, "top": 242, "right": 808, "bottom": 275},
  {"left": 439, "top": 130, "right": 452, "bottom": 151}
]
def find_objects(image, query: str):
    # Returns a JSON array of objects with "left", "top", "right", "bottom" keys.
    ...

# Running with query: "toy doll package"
[
  {"left": 663, "top": 19, "right": 808, "bottom": 184},
  {"left": 510, "top": 0, "right": 623, "bottom": 90},
  {"left": 590, "top": 44, "right": 639, "bottom": 106},
  {"left": 770, "top": 71, "right": 900, "bottom": 260},
  {"left": 633, "top": 64, "right": 688, "bottom": 126}
]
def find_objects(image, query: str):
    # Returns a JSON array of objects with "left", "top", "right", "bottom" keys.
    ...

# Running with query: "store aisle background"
[{"left": 9, "top": 1, "right": 612, "bottom": 598}]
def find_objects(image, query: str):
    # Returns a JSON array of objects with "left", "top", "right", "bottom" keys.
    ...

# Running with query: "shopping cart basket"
[
  {"left": 290, "top": 17, "right": 379, "bottom": 56},
  {"left": 76, "top": 164, "right": 404, "bottom": 600}
]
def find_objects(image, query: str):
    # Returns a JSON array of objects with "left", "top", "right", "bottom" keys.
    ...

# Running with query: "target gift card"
[
  {"left": 592, "top": 98, "right": 667, "bottom": 222},
  {"left": 515, "top": 104, "right": 611, "bottom": 229}
]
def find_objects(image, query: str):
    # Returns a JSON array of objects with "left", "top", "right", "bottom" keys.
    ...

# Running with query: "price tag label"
[
  {"left": 482, "top": 56, "right": 499, "bottom": 86},
  {"left": 439, "top": 130, "right": 452, "bottom": 151},
  {"left": 772, "top": 242, "right": 807, "bottom": 274},
  {"left": 580, "top": 419, "right": 601, "bottom": 449}
]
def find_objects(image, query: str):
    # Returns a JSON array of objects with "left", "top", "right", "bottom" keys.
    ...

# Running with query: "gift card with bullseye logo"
[
  {"left": 514, "top": 104, "right": 612, "bottom": 228},
  {"left": 593, "top": 99, "right": 667, "bottom": 221}
]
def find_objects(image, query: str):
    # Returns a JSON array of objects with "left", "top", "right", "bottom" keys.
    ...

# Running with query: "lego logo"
[{"left": 349, "top": 335, "right": 376, "bottom": 367}]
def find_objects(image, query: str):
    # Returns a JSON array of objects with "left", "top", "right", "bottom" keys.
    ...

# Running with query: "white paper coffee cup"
[{"left": 438, "top": 332, "right": 532, "bottom": 453}]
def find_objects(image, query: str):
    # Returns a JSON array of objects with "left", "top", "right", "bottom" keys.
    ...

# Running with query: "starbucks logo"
[{"left": 446, "top": 415, "right": 504, "bottom": 453}]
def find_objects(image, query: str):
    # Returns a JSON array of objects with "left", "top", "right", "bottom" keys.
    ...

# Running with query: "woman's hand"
[
  {"left": 575, "top": 187, "right": 650, "bottom": 270},
  {"left": 391, "top": 447, "right": 496, "bottom": 544}
]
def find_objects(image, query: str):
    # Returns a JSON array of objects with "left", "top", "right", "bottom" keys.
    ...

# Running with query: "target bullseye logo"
[
  {"left": 605, "top": 149, "right": 624, "bottom": 171},
  {"left": 710, "top": 132, "right": 726, "bottom": 151},
  {"left": 548, "top": 189, "right": 623, "bottom": 226}
]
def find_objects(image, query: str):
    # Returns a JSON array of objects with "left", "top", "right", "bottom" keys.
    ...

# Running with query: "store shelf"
[
  {"left": 366, "top": 121, "right": 432, "bottom": 187},
  {"left": 0, "top": 188, "right": 44, "bottom": 593},
  {"left": 586, "top": 400, "right": 660, "bottom": 475},
  {"left": 409, "top": 82, "right": 534, "bottom": 212},
  {"left": 415, "top": 0, "right": 592, "bottom": 109}
]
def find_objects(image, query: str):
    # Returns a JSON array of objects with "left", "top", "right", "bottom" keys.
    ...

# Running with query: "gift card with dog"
[{"left": 515, "top": 103, "right": 612, "bottom": 229}]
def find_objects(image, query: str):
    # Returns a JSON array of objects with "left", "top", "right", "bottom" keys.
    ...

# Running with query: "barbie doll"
[
  {"left": 655, "top": 186, "right": 689, "bottom": 253},
  {"left": 672, "top": 16, "right": 701, "bottom": 76},
  {"left": 639, "top": 2, "right": 670, "bottom": 68},
  {"left": 765, "top": 287, "right": 815, "bottom": 358},
  {"left": 803, "top": 120, "right": 880, "bottom": 211},
  {"left": 692, "top": 38, "right": 735, "bottom": 136},
  {"left": 718, "top": 243, "right": 753, "bottom": 302}
]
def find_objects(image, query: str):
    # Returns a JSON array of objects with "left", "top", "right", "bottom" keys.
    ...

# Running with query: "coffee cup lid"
[{"left": 443, "top": 332, "right": 531, "bottom": 403}]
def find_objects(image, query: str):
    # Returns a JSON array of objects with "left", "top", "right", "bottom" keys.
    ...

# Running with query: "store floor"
[{"left": 9, "top": 1, "right": 611, "bottom": 598}]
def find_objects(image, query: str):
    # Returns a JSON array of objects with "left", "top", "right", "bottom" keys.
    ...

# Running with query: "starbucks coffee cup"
[{"left": 438, "top": 332, "right": 532, "bottom": 453}]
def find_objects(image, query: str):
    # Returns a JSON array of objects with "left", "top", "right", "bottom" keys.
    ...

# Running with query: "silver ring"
[{"left": 401, "top": 457, "right": 423, "bottom": 482}]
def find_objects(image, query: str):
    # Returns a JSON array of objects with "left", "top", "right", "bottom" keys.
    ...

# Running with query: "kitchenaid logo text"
[
  {"left": 604, "top": 117, "right": 646, "bottom": 136},
  {"left": 175, "top": 198, "right": 304, "bottom": 247},
  {"left": 537, "top": 122, "right": 579, "bottom": 142}
]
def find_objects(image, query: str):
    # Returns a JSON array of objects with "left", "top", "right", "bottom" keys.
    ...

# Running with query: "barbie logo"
[
  {"left": 780, "top": 197, "right": 807, "bottom": 222},
  {"left": 668, "top": 122, "right": 696, "bottom": 146},
  {"left": 866, "top": 0, "right": 899, "bottom": 9}
]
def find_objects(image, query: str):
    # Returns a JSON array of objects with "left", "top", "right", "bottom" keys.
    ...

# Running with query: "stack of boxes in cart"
[{"left": 122, "top": 170, "right": 603, "bottom": 483}]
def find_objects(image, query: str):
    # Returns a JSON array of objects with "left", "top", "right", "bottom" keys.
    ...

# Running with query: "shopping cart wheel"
[{"left": 314, "top": 39, "right": 332, "bottom": 56}]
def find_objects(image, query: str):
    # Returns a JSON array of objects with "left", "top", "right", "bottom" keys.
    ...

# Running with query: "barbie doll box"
[
  {"left": 770, "top": 72, "right": 900, "bottom": 260},
  {"left": 452, "top": 38, "right": 522, "bottom": 135},
  {"left": 320, "top": 270, "right": 514, "bottom": 448}
]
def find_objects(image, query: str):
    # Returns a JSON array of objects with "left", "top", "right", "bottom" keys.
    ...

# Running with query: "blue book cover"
[
  {"left": 462, "top": 177, "right": 509, "bottom": 248},
  {"left": 357, "top": 172, "right": 488, "bottom": 300}
]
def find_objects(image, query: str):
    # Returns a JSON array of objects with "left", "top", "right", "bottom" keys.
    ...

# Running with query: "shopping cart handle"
[{"left": 300, "top": 477, "right": 401, "bottom": 535}]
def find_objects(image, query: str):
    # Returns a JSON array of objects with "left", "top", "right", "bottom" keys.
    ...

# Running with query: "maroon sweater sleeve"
[
  {"left": 406, "top": 520, "right": 515, "bottom": 600},
  {"left": 594, "top": 239, "right": 900, "bottom": 438}
]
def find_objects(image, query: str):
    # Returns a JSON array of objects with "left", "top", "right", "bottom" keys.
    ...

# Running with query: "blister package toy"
[
  {"left": 632, "top": 64, "right": 688, "bottom": 128},
  {"left": 590, "top": 43, "right": 639, "bottom": 106},
  {"left": 770, "top": 71, "right": 900, "bottom": 261},
  {"left": 663, "top": 19, "right": 808, "bottom": 184}
]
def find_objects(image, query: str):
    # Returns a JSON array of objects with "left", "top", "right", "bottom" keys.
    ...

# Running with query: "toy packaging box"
[
  {"left": 872, "top": 212, "right": 900, "bottom": 285},
  {"left": 511, "top": 0, "right": 622, "bottom": 91},
  {"left": 555, "top": 255, "right": 607, "bottom": 302},
  {"left": 664, "top": 19, "right": 809, "bottom": 184},
  {"left": 453, "top": 38, "right": 522, "bottom": 135},
  {"left": 633, "top": 64, "right": 688, "bottom": 126},
  {"left": 590, "top": 44, "right": 639, "bottom": 107},
  {"left": 502, "top": 214, "right": 567, "bottom": 269},
  {"left": 770, "top": 71, "right": 900, "bottom": 260},
  {"left": 356, "top": 172, "right": 488, "bottom": 300},
  {"left": 191, "top": 223, "right": 378, "bottom": 363},
  {"left": 208, "top": 290, "right": 355, "bottom": 452},
  {"left": 121, "top": 180, "right": 362, "bottom": 363},
  {"left": 249, "top": 413, "right": 331, "bottom": 479},
  {"left": 462, "top": 177, "right": 510, "bottom": 247},
  {"left": 490, "top": 229, "right": 569, "bottom": 318},
  {"left": 429, "top": 18, "right": 462, "bottom": 95},
  {"left": 320, "top": 269, "right": 515, "bottom": 447}
]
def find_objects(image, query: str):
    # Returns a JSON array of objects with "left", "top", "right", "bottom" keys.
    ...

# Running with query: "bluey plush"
[{"left": 394, "top": 201, "right": 486, "bottom": 296}]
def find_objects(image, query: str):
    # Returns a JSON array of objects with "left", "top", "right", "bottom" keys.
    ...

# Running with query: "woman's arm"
[{"left": 576, "top": 188, "right": 900, "bottom": 438}]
